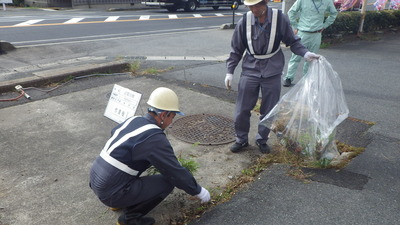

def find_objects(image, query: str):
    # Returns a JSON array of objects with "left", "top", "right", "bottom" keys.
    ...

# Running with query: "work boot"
[
  {"left": 283, "top": 78, "right": 291, "bottom": 87},
  {"left": 117, "top": 214, "right": 155, "bottom": 225},
  {"left": 256, "top": 141, "right": 271, "bottom": 154},
  {"left": 230, "top": 141, "right": 249, "bottom": 153}
]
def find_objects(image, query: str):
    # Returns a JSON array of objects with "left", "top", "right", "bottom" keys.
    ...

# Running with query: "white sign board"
[
  {"left": 104, "top": 84, "right": 142, "bottom": 124},
  {"left": 0, "top": 0, "right": 13, "bottom": 3}
]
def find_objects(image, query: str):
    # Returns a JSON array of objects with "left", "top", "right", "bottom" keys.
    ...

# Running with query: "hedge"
[{"left": 323, "top": 10, "right": 400, "bottom": 38}]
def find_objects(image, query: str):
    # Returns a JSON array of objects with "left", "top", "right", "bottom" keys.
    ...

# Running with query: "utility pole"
[
  {"left": 283, "top": 0, "right": 296, "bottom": 14},
  {"left": 358, "top": 0, "right": 368, "bottom": 34}
]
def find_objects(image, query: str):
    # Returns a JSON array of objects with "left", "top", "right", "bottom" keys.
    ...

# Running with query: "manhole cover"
[{"left": 169, "top": 114, "right": 235, "bottom": 145}]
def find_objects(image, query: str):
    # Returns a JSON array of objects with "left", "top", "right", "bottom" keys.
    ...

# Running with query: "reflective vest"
[
  {"left": 100, "top": 116, "right": 162, "bottom": 176},
  {"left": 243, "top": 8, "right": 282, "bottom": 59}
]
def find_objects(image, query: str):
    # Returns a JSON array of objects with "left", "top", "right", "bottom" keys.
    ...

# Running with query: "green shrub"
[
  {"left": 323, "top": 10, "right": 400, "bottom": 39},
  {"left": 13, "top": 0, "right": 24, "bottom": 6},
  {"left": 147, "top": 156, "right": 199, "bottom": 175}
]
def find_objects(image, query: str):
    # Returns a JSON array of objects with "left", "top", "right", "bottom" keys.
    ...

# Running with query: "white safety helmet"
[
  {"left": 147, "top": 87, "right": 184, "bottom": 115},
  {"left": 244, "top": 0, "right": 264, "bottom": 6}
]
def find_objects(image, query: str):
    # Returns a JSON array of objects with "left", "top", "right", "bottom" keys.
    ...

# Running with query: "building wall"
[
  {"left": 24, "top": 0, "right": 50, "bottom": 7},
  {"left": 72, "top": 0, "right": 137, "bottom": 8}
]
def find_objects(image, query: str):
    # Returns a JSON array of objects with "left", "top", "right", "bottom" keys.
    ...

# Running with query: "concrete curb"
[{"left": 0, "top": 61, "right": 130, "bottom": 93}]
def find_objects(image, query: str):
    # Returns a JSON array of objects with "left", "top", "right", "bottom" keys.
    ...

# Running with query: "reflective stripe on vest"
[
  {"left": 246, "top": 9, "right": 281, "bottom": 59},
  {"left": 100, "top": 117, "right": 160, "bottom": 176}
]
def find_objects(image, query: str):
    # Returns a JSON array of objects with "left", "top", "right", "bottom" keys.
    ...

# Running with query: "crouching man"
[{"left": 89, "top": 87, "right": 211, "bottom": 225}]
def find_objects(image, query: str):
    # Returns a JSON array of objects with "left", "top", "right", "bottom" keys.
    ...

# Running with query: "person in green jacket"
[{"left": 283, "top": 0, "right": 338, "bottom": 87}]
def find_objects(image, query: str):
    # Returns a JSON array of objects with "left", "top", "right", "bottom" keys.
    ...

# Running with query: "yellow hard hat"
[
  {"left": 244, "top": 0, "right": 264, "bottom": 6},
  {"left": 147, "top": 87, "right": 184, "bottom": 115}
]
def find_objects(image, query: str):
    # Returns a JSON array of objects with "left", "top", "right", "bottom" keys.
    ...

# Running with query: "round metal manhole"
[{"left": 169, "top": 114, "right": 235, "bottom": 145}]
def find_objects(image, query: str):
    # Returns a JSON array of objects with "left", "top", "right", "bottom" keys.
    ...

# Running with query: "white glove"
[
  {"left": 225, "top": 73, "right": 233, "bottom": 90},
  {"left": 196, "top": 187, "right": 211, "bottom": 203},
  {"left": 304, "top": 52, "right": 320, "bottom": 62}
]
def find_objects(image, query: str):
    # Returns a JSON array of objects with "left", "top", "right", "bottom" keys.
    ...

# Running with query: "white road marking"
[
  {"left": 9, "top": 13, "right": 231, "bottom": 27},
  {"left": 145, "top": 55, "right": 228, "bottom": 61},
  {"left": 105, "top": 16, "right": 120, "bottom": 22},
  {"left": 139, "top": 15, "right": 150, "bottom": 20},
  {"left": 64, "top": 18, "right": 84, "bottom": 24},
  {"left": 14, "top": 19, "right": 44, "bottom": 26},
  {"left": 14, "top": 26, "right": 219, "bottom": 47}
]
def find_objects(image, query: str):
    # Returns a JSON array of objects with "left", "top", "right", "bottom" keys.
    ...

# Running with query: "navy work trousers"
[{"left": 234, "top": 74, "right": 281, "bottom": 144}]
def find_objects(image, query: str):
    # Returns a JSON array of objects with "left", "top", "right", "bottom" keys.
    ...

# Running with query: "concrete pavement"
[
  {"left": 188, "top": 33, "right": 400, "bottom": 225},
  {"left": 1, "top": 7, "right": 400, "bottom": 225}
]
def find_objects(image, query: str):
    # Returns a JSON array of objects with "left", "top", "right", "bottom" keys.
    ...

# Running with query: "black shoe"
[
  {"left": 283, "top": 78, "right": 291, "bottom": 87},
  {"left": 256, "top": 141, "right": 271, "bottom": 154},
  {"left": 230, "top": 142, "right": 249, "bottom": 153},
  {"left": 117, "top": 214, "right": 155, "bottom": 225}
]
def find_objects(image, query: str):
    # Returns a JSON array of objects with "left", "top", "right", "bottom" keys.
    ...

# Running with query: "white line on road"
[
  {"left": 105, "top": 16, "right": 120, "bottom": 22},
  {"left": 168, "top": 15, "right": 178, "bottom": 19},
  {"left": 145, "top": 55, "right": 228, "bottom": 61},
  {"left": 14, "top": 19, "right": 44, "bottom": 26},
  {"left": 193, "top": 14, "right": 202, "bottom": 17},
  {"left": 13, "top": 26, "right": 220, "bottom": 47},
  {"left": 139, "top": 15, "right": 150, "bottom": 20},
  {"left": 215, "top": 13, "right": 224, "bottom": 16},
  {"left": 64, "top": 18, "right": 85, "bottom": 24}
]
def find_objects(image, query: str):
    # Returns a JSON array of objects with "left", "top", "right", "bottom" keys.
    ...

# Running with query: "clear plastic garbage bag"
[{"left": 260, "top": 56, "right": 349, "bottom": 160}]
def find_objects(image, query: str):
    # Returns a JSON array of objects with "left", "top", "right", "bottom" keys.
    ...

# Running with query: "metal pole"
[
  {"left": 232, "top": 7, "right": 235, "bottom": 26},
  {"left": 283, "top": 0, "right": 296, "bottom": 14},
  {"left": 232, "top": 0, "right": 236, "bottom": 27},
  {"left": 358, "top": 0, "right": 368, "bottom": 34}
]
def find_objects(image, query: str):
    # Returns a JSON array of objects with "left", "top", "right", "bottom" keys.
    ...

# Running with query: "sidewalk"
[
  {"left": 0, "top": 74, "right": 270, "bottom": 224},
  {"left": 188, "top": 32, "right": 400, "bottom": 224},
  {"left": 0, "top": 24, "right": 269, "bottom": 224},
  {"left": 1, "top": 9, "right": 400, "bottom": 225}
]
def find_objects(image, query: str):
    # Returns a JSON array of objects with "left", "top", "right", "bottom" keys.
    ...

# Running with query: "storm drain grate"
[{"left": 169, "top": 114, "right": 235, "bottom": 145}]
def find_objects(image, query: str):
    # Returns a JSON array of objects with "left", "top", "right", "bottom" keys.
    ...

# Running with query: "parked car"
[{"left": 141, "top": 0, "right": 242, "bottom": 12}]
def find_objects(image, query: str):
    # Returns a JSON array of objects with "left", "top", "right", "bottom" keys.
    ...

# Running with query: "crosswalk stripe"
[
  {"left": 105, "top": 16, "right": 120, "bottom": 22},
  {"left": 139, "top": 15, "right": 150, "bottom": 20},
  {"left": 14, "top": 19, "right": 44, "bottom": 26},
  {"left": 9, "top": 13, "right": 234, "bottom": 27},
  {"left": 64, "top": 18, "right": 84, "bottom": 24}
]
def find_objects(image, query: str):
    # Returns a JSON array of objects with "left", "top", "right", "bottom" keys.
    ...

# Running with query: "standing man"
[
  {"left": 90, "top": 87, "right": 210, "bottom": 225},
  {"left": 225, "top": 0, "right": 319, "bottom": 154},
  {"left": 283, "top": 0, "right": 338, "bottom": 87}
]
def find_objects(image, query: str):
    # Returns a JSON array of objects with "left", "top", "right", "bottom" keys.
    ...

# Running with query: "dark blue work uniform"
[
  {"left": 89, "top": 114, "right": 201, "bottom": 217},
  {"left": 226, "top": 6, "right": 309, "bottom": 145}
]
